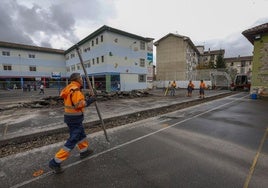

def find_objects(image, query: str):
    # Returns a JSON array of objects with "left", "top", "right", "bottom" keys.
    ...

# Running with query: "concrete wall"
[
  {"left": 156, "top": 35, "right": 187, "bottom": 81},
  {"left": 154, "top": 80, "right": 212, "bottom": 89},
  {"left": 156, "top": 34, "right": 199, "bottom": 81},
  {"left": 120, "top": 73, "right": 147, "bottom": 91}
]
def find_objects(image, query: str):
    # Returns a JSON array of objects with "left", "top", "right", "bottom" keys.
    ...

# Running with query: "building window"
[
  {"left": 210, "top": 55, "right": 215, "bottom": 61},
  {"left": 92, "top": 40, "right": 94, "bottom": 46},
  {"left": 92, "top": 58, "right": 95, "bottom": 65},
  {"left": 70, "top": 53, "right": 75, "bottom": 58},
  {"left": 96, "top": 38, "right": 98, "bottom": 45},
  {"left": 2, "top": 51, "right": 10, "bottom": 56},
  {"left": 138, "top": 74, "right": 146, "bottom": 82},
  {"left": 71, "top": 65, "right": 75, "bottom": 71},
  {"left": 85, "top": 60, "right": 91, "bottom": 68},
  {"left": 241, "top": 61, "right": 246, "bottom": 67},
  {"left": 3, "top": 64, "right": 12, "bottom": 70},
  {"left": 140, "top": 41, "right": 145, "bottom": 50},
  {"left": 77, "top": 64, "right": 80, "bottom": 70},
  {"left": 101, "top": 55, "right": 104, "bottom": 63},
  {"left": 140, "top": 58, "right": 145, "bottom": 67},
  {"left": 29, "top": 54, "right": 35, "bottom": 58},
  {"left": 101, "top": 35, "right": 103, "bottom": 42},
  {"left": 84, "top": 47, "right": 90, "bottom": 52},
  {"left": 29, "top": 66, "right": 36, "bottom": 71},
  {"left": 97, "top": 57, "right": 99, "bottom": 64}
]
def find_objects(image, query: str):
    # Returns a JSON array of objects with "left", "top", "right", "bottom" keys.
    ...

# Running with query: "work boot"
[
  {"left": 49, "top": 159, "right": 64, "bottom": 174},
  {"left": 80, "top": 149, "right": 94, "bottom": 159}
]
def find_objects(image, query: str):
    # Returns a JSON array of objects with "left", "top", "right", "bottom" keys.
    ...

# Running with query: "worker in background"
[
  {"left": 39, "top": 83, "right": 44, "bottom": 94},
  {"left": 199, "top": 80, "right": 206, "bottom": 99},
  {"left": 187, "top": 80, "right": 194, "bottom": 97},
  {"left": 49, "top": 73, "right": 96, "bottom": 174},
  {"left": 170, "top": 80, "right": 177, "bottom": 96}
]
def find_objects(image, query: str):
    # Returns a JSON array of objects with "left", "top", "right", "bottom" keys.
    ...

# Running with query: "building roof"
[
  {"left": 153, "top": 33, "right": 200, "bottom": 55},
  {"left": 0, "top": 41, "right": 64, "bottom": 54},
  {"left": 0, "top": 25, "right": 154, "bottom": 55},
  {"left": 224, "top": 55, "right": 253, "bottom": 63},
  {"left": 65, "top": 25, "right": 154, "bottom": 54},
  {"left": 242, "top": 22, "right": 268, "bottom": 44},
  {"left": 203, "top": 49, "right": 225, "bottom": 56}
]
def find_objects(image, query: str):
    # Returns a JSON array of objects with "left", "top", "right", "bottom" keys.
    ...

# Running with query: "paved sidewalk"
[
  {"left": 0, "top": 88, "right": 228, "bottom": 108},
  {"left": 0, "top": 88, "right": 233, "bottom": 142},
  {"left": 0, "top": 88, "right": 61, "bottom": 107}
]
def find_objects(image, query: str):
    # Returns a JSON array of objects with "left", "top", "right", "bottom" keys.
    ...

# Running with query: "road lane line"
[
  {"left": 10, "top": 93, "right": 246, "bottom": 188},
  {"left": 243, "top": 127, "right": 268, "bottom": 188}
]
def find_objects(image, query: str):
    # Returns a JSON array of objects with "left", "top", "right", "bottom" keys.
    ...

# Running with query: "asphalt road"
[{"left": 1, "top": 92, "right": 267, "bottom": 188}]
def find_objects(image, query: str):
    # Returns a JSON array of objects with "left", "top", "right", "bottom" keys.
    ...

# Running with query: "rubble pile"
[
  {"left": 24, "top": 90, "right": 152, "bottom": 108},
  {"left": 94, "top": 90, "right": 151, "bottom": 100}
]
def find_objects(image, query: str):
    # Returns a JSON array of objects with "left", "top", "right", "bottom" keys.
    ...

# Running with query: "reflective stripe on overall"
[{"left": 53, "top": 83, "right": 89, "bottom": 164}]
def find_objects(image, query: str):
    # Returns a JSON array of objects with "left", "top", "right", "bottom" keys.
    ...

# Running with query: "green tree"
[
  {"left": 208, "top": 61, "right": 216, "bottom": 69},
  {"left": 227, "top": 67, "right": 238, "bottom": 81},
  {"left": 216, "top": 54, "right": 226, "bottom": 69}
]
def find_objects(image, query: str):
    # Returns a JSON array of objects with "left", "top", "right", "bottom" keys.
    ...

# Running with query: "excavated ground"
[{"left": 0, "top": 91, "right": 235, "bottom": 158}]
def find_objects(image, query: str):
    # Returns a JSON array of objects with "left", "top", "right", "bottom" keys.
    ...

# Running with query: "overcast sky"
[{"left": 0, "top": 0, "right": 268, "bottom": 59}]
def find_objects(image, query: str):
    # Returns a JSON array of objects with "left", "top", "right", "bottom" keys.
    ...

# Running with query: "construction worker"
[
  {"left": 199, "top": 80, "right": 206, "bottom": 99},
  {"left": 170, "top": 80, "right": 177, "bottom": 96},
  {"left": 187, "top": 80, "right": 194, "bottom": 97},
  {"left": 49, "top": 73, "right": 96, "bottom": 174}
]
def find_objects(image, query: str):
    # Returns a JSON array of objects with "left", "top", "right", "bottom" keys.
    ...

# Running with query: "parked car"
[{"left": 230, "top": 74, "right": 251, "bottom": 91}]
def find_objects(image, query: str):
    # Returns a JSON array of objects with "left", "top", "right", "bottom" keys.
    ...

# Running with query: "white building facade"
[
  {"left": 0, "top": 26, "right": 154, "bottom": 91},
  {"left": 0, "top": 41, "right": 65, "bottom": 89}
]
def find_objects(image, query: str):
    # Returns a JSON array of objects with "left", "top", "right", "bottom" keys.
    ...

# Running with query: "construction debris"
[{"left": 21, "top": 90, "right": 152, "bottom": 108}]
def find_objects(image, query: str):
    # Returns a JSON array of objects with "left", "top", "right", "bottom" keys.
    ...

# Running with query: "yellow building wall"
[{"left": 251, "top": 33, "right": 268, "bottom": 91}]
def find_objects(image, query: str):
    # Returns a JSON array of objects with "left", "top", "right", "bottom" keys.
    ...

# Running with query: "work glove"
[{"left": 86, "top": 97, "right": 96, "bottom": 107}]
